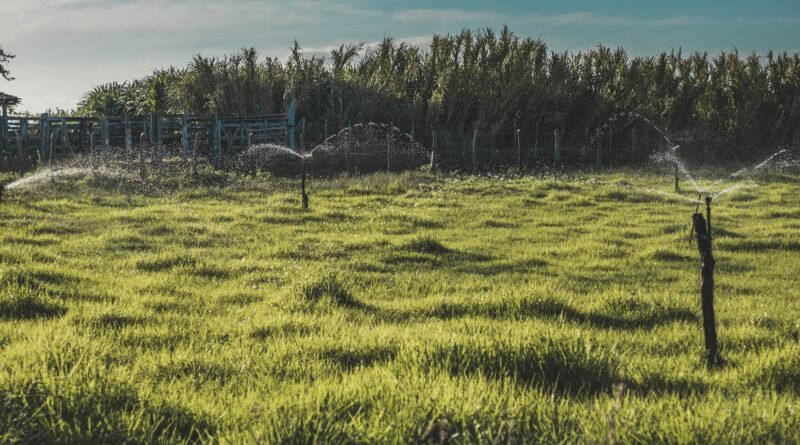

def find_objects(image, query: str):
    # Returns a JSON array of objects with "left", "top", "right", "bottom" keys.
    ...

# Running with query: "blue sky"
[{"left": 1, "top": 0, "right": 799, "bottom": 113}]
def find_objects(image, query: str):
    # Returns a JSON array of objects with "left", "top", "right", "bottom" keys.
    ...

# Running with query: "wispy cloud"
[
  {"left": 520, "top": 12, "right": 715, "bottom": 27},
  {"left": 390, "top": 8, "right": 503, "bottom": 25}
]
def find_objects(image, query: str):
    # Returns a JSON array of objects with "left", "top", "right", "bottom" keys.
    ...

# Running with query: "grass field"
[{"left": 1, "top": 168, "right": 799, "bottom": 444}]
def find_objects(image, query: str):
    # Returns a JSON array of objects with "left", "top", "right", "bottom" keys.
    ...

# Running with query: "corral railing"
[{"left": 0, "top": 99, "right": 296, "bottom": 172}]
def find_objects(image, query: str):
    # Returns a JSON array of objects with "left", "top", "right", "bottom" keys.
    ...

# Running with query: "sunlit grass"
[{"left": 1, "top": 168, "right": 798, "bottom": 443}]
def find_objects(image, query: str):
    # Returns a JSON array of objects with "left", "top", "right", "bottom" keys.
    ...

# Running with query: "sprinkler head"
[{"left": 0, "top": 184, "right": 5, "bottom": 203}]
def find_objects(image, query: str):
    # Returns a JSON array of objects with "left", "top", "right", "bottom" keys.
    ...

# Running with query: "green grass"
[{"left": 1, "top": 168, "right": 799, "bottom": 443}]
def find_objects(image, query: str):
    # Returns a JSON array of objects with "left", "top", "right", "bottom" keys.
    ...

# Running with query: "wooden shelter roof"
[{"left": 0, "top": 92, "right": 21, "bottom": 105}]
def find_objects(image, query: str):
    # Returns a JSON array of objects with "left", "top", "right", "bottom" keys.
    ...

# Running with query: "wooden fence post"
[
  {"left": 595, "top": 128, "right": 601, "bottom": 169},
  {"left": 181, "top": 112, "right": 189, "bottom": 159},
  {"left": 61, "top": 118, "right": 69, "bottom": 157},
  {"left": 553, "top": 128, "right": 561, "bottom": 162},
  {"left": 79, "top": 119, "right": 86, "bottom": 153},
  {"left": 472, "top": 127, "right": 478, "bottom": 171},
  {"left": 213, "top": 114, "right": 222, "bottom": 168},
  {"left": 693, "top": 197, "right": 719, "bottom": 366},
  {"left": 0, "top": 106, "right": 5, "bottom": 156},
  {"left": 608, "top": 124, "right": 613, "bottom": 165},
  {"left": 149, "top": 112, "right": 157, "bottom": 166},
  {"left": 20, "top": 119, "right": 28, "bottom": 175},
  {"left": 516, "top": 129, "right": 522, "bottom": 172},
  {"left": 346, "top": 121, "right": 352, "bottom": 175},
  {"left": 386, "top": 123, "right": 392, "bottom": 172},
  {"left": 534, "top": 122, "right": 539, "bottom": 161},
  {"left": 125, "top": 117, "right": 132, "bottom": 170},
  {"left": 39, "top": 113, "right": 48, "bottom": 162},
  {"left": 287, "top": 97, "right": 297, "bottom": 150},
  {"left": 430, "top": 127, "right": 436, "bottom": 170}
]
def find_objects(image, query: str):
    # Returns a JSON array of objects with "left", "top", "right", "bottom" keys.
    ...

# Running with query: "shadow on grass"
[
  {"left": 406, "top": 338, "right": 617, "bottom": 394},
  {"left": 0, "top": 291, "right": 66, "bottom": 321},
  {"left": 320, "top": 344, "right": 400, "bottom": 371},
  {"left": 2, "top": 373, "right": 215, "bottom": 443},
  {"left": 356, "top": 296, "right": 697, "bottom": 331}
]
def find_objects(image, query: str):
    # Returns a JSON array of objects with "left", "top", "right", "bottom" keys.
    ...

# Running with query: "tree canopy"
[
  {"left": 75, "top": 27, "right": 800, "bottom": 162},
  {"left": 0, "top": 45, "right": 14, "bottom": 81}
]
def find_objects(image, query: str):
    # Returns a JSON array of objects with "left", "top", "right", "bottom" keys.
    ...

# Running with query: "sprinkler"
[
  {"left": 301, "top": 157, "right": 309, "bottom": 209},
  {"left": 299, "top": 132, "right": 309, "bottom": 209},
  {"left": 0, "top": 183, "right": 5, "bottom": 204},
  {"left": 692, "top": 195, "right": 719, "bottom": 366},
  {"left": 674, "top": 163, "right": 680, "bottom": 192}
]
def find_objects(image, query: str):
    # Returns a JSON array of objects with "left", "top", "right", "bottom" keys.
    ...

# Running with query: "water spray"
[{"left": 692, "top": 195, "right": 720, "bottom": 366}]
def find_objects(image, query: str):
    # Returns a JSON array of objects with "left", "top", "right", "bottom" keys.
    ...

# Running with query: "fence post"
[
  {"left": 516, "top": 129, "right": 522, "bottom": 172},
  {"left": 213, "top": 114, "right": 222, "bottom": 168},
  {"left": 101, "top": 117, "right": 109, "bottom": 164},
  {"left": 595, "top": 128, "right": 601, "bottom": 169},
  {"left": 430, "top": 127, "right": 436, "bottom": 170},
  {"left": 40, "top": 113, "right": 48, "bottom": 162},
  {"left": 0, "top": 106, "right": 5, "bottom": 156},
  {"left": 534, "top": 122, "right": 539, "bottom": 161},
  {"left": 346, "top": 121, "right": 352, "bottom": 175},
  {"left": 181, "top": 112, "right": 189, "bottom": 159},
  {"left": 490, "top": 124, "right": 496, "bottom": 156},
  {"left": 61, "top": 118, "right": 69, "bottom": 157},
  {"left": 631, "top": 127, "right": 637, "bottom": 163},
  {"left": 386, "top": 122, "right": 392, "bottom": 172},
  {"left": 287, "top": 97, "right": 297, "bottom": 150},
  {"left": 472, "top": 127, "right": 478, "bottom": 171},
  {"left": 149, "top": 112, "right": 157, "bottom": 166},
  {"left": 553, "top": 129, "right": 560, "bottom": 162},
  {"left": 79, "top": 119, "right": 86, "bottom": 153},
  {"left": 20, "top": 119, "right": 28, "bottom": 174},
  {"left": 125, "top": 117, "right": 132, "bottom": 170}
]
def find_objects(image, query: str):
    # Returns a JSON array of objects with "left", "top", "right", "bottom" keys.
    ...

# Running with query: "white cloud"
[
  {"left": 520, "top": 12, "right": 716, "bottom": 27},
  {"left": 390, "top": 8, "right": 503, "bottom": 24}
]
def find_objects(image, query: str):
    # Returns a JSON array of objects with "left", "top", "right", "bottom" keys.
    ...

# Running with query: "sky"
[{"left": 1, "top": 0, "right": 799, "bottom": 113}]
